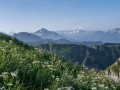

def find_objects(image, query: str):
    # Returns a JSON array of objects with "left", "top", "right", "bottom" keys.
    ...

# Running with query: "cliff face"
[{"left": 37, "top": 44, "right": 120, "bottom": 70}]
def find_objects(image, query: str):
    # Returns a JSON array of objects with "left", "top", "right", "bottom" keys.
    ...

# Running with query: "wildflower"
[
  {"left": 11, "top": 72, "right": 17, "bottom": 77},
  {"left": 42, "top": 65, "right": 45, "bottom": 68},
  {"left": 10, "top": 71, "right": 18, "bottom": 77},
  {"left": 91, "top": 87, "right": 97, "bottom": 90},
  {"left": 7, "top": 83, "right": 13, "bottom": 86},
  {"left": 94, "top": 77, "right": 97, "bottom": 80},
  {"left": 105, "top": 86, "right": 109, "bottom": 89},
  {"left": 56, "top": 77, "right": 59, "bottom": 81},
  {"left": 52, "top": 75, "right": 55, "bottom": 79},
  {"left": 97, "top": 76, "right": 101, "bottom": 79},
  {"left": 86, "top": 76, "right": 89, "bottom": 78},
  {"left": 91, "top": 80, "right": 95, "bottom": 83},
  {"left": 32, "top": 61, "right": 40, "bottom": 64},
  {"left": 65, "top": 86, "right": 73, "bottom": 90},
  {"left": 85, "top": 67, "right": 89, "bottom": 70},
  {"left": 98, "top": 84, "right": 104, "bottom": 88},
  {"left": 112, "top": 86, "right": 116, "bottom": 89},
  {"left": 1, "top": 72, "right": 9, "bottom": 79},
  {"left": 1, "top": 48, "right": 5, "bottom": 52}
]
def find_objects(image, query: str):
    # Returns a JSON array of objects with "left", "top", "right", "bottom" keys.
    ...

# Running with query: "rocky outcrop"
[{"left": 105, "top": 58, "right": 120, "bottom": 82}]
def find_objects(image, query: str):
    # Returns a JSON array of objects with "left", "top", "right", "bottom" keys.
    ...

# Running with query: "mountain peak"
[
  {"left": 40, "top": 28, "right": 48, "bottom": 31},
  {"left": 34, "top": 28, "right": 66, "bottom": 40},
  {"left": 74, "top": 26, "right": 85, "bottom": 30},
  {"left": 35, "top": 28, "right": 49, "bottom": 33},
  {"left": 72, "top": 26, "right": 86, "bottom": 34},
  {"left": 34, "top": 28, "right": 50, "bottom": 36}
]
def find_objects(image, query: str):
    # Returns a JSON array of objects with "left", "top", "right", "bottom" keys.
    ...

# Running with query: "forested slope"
[{"left": 37, "top": 44, "right": 120, "bottom": 70}]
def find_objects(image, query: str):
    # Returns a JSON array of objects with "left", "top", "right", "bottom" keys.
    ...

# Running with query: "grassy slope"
[{"left": 0, "top": 33, "right": 119, "bottom": 90}]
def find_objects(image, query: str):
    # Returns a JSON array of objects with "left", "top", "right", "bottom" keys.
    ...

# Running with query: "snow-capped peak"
[
  {"left": 74, "top": 26, "right": 83, "bottom": 30},
  {"left": 72, "top": 26, "right": 86, "bottom": 34},
  {"left": 34, "top": 28, "right": 49, "bottom": 36}
]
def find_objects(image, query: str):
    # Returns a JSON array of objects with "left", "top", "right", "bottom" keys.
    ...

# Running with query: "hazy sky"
[{"left": 0, "top": 0, "right": 120, "bottom": 33}]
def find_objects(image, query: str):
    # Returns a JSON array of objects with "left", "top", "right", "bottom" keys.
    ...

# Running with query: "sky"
[{"left": 0, "top": 0, "right": 120, "bottom": 33}]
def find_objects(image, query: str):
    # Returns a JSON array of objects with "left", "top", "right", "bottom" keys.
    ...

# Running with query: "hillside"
[
  {"left": 0, "top": 33, "right": 119, "bottom": 90},
  {"left": 13, "top": 32, "right": 43, "bottom": 45},
  {"left": 36, "top": 44, "right": 120, "bottom": 70}
]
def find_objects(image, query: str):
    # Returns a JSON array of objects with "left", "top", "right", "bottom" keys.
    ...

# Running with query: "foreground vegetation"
[{"left": 0, "top": 33, "right": 120, "bottom": 90}]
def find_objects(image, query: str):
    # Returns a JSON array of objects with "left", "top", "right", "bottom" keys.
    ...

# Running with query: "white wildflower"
[
  {"left": 98, "top": 84, "right": 104, "bottom": 88},
  {"left": 91, "top": 87, "right": 97, "bottom": 90},
  {"left": 1, "top": 72, "right": 9, "bottom": 79},
  {"left": 56, "top": 77, "right": 59, "bottom": 81},
  {"left": 32, "top": 61, "right": 40, "bottom": 64},
  {"left": 10, "top": 71, "right": 18, "bottom": 77},
  {"left": 7, "top": 83, "right": 13, "bottom": 86},
  {"left": 65, "top": 86, "right": 73, "bottom": 90},
  {"left": 105, "top": 86, "right": 109, "bottom": 89}
]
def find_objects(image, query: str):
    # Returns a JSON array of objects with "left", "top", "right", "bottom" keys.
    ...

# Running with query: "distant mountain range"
[
  {"left": 57, "top": 28, "right": 120, "bottom": 43},
  {"left": 12, "top": 28, "right": 120, "bottom": 46}
]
